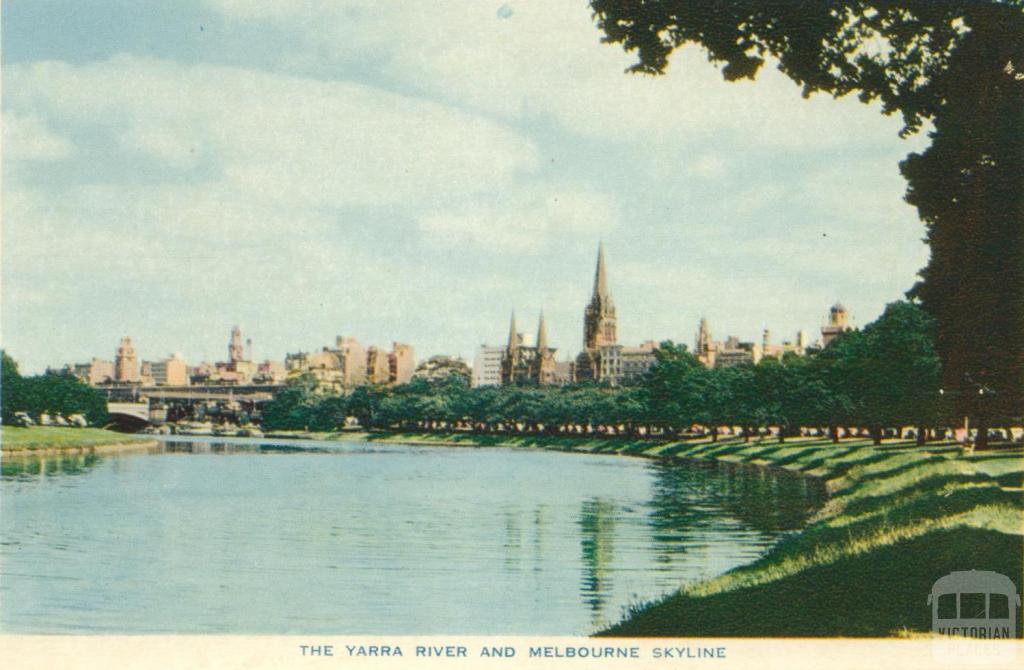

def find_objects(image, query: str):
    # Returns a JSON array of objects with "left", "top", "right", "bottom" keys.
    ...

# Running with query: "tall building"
[
  {"left": 114, "top": 336, "right": 140, "bottom": 382},
  {"left": 332, "top": 336, "right": 367, "bottom": 387},
  {"left": 150, "top": 353, "right": 189, "bottom": 386},
  {"left": 696, "top": 318, "right": 716, "bottom": 367},
  {"left": 821, "top": 302, "right": 852, "bottom": 347},
  {"left": 388, "top": 342, "right": 415, "bottom": 385},
  {"left": 472, "top": 345, "right": 505, "bottom": 387},
  {"left": 228, "top": 325, "right": 245, "bottom": 363},
  {"left": 501, "top": 312, "right": 557, "bottom": 385},
  {"left": 366, "top": 346, "right": 391, "bottom": 384}
]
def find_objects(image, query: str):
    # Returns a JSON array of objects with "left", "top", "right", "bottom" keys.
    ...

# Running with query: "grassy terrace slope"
[
  {"left": 0, "top": 426, "right": 149, "bottom": 452},
  {"left": 369, "top": 431, "right": 1023, "bottom": 637}
]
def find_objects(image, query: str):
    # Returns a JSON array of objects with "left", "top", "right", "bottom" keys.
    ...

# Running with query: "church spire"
[
  {"left": 592, "top": 242, "right": 609, "bottom": 300},
  {"left": 507, "top": 311, "right": 518, "bottom": 351},
  {"left": 537, "top": 311, "right": 548, "bottom": 351},
  {"left": 583, "top": 242, "right": 617, "bottom": 350}
]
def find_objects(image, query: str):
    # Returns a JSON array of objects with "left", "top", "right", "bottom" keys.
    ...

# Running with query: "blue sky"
[{"left": 2, "top": 1, "right": 931, "bottom": 373}]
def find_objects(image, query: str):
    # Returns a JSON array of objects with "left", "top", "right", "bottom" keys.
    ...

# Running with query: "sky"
[{"left": 1, "top": 1, "right": 933, "bottom": 374}]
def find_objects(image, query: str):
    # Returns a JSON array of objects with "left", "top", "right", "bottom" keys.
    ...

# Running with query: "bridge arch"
[{"left": 106, "top": 402, "right": 152, "bottom": 433}]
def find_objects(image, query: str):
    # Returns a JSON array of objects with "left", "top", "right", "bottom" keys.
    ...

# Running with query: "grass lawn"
[
  {"left": 594, "top": 436, "right": 1024, "bottom": 637},
  {"left": 0, "top": 426, "right": 147, "bottom": 451}
]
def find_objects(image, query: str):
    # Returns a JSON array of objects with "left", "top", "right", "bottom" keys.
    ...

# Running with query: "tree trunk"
[
  {"left": 916, "top": 425, "right": 927, "bottom": 446},
  {"left": 871, "top": 425, "right": 882, "bottom": 446},
  {"left": 711, "top": 425, "right": 719, "bottom": 443},
  {"left": 975, "top": 416, "right": 989, "bottom": 450}
]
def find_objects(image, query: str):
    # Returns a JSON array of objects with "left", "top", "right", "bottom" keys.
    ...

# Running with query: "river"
[{"left": 0, "top": 436, "right": 823, "bottom": 634}]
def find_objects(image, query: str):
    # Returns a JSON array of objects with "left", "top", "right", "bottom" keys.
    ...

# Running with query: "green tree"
[
  {"left": 311, "top": 394, "right": 349, "bottom": 432},
  {"left": 261, "top": 386, "right": 317, "bottom": 431},
  {"left": 346, "top": 385, "right": 387, "bottom": 430},
  {"left": 3, "top": 363, "right": 109, "bottom": 426},
  {"left": 592, "top": 0, "right": 1023, "bottom": 423},
  {"left": 1, "top": 350, "right": 24, "bottom": 425},
  {"left": 859, "top": 300, "right": 944, "bottom": 443},
  {"left": 642, "top": 341, "right": 703, "bottom": 434}
]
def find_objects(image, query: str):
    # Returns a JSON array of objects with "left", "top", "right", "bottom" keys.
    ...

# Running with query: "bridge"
[
  {"left": 100, "top": 383, "right": 281, "bottom": 403},
  {"left": 106, "top": 402, "right": 154, "bottom": 432},
  {"left": 103, "top": 384, "right": 283, "bottom": 431}
]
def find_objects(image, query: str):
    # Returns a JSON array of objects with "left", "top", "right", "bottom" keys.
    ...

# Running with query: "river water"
[{"left": 0, "top": 437, "right": 823, "bottom": 634}]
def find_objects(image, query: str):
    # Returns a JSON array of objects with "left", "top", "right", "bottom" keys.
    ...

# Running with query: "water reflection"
[
  {"left": 645, "top": 460, "right": 824, "bottom": 575},
  {"left": 2, "top": 453, "right": 102, "bottom": 480},
  {"left": 1, "top": 439, "right": 826, "bottom": 634},
  {"left": 159, "top": 440, "right": 330, "bottom": 455},
  {"left": 579, "top": 498, "right": 618, "bottom": 624}
]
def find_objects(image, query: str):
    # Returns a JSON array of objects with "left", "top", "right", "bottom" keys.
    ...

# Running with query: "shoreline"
[
  {"left": 3, "top": 426, "right": 1020, "bottom": 637},
  {"left": 0, "top": 426, "right": 157, "bottom": 456},
  {"left": 1, "top": 440, "right": 159, "bottom": 457}
]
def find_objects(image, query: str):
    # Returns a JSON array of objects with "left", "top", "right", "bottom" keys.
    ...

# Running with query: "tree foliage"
[
  {"left": 590, "top": 0, "right": 1024, "bottom": 419},
  {"left": 260, "top": 302, "right": 967, "bottom": 442},
  {"left": 1, "top": 351, "right": 109, "bottom": 426}
]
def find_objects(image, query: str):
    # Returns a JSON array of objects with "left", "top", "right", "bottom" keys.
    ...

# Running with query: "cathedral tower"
[{"left": 583, "top": 243, "right": 617, "bottom": 350}]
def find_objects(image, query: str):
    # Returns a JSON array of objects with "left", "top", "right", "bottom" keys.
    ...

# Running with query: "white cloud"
[
  {"left": 5, "top": 56, "right": 540, "bottom": 208},
  {"left": 418, "top": 186, "right": 618, "bottom": 252},
  {"left": 204, "top": 0, "right": 913, "bottom": 149},
  {"left": 687, "top": 154, "right": 727, "bottom": 179},
  {"left": 2, "top": 111, "right": 73, "bottom": 161}
]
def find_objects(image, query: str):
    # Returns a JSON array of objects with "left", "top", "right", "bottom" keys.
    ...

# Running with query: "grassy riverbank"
[
  {"left": 364, "top": 431, "right": 1023, "bottom": 637},
  {"left": 0, "top": 426, "right": 150, "bottom": 452}
]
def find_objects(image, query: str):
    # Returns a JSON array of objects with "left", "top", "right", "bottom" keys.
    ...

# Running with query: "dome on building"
[{"left": 831, "top": 302, "right": 847, "bottom": 313}]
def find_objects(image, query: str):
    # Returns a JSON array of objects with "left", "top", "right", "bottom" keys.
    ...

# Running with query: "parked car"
[
  {"left": 67, "top": 414, "right": 88, "bottom": 428},
  {"left": 13, "top": 411, "right": 35, "bottom": 427}
]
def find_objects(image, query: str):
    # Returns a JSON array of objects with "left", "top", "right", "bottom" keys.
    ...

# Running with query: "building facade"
[
  {"left": 472, "top": 345, "right": 505, "bottom": 387},
  {"left": 285, "top": 337, "right": 411, "bottom": 390},
  {"left": 228, "top": 325, "right": 245, "bottom": 363},
  {"left": 254, "top": 360, "right": 287, "bottom": 384},
  {"left": 366, "top": 346, "right": 391, "bottom": 384},
  {"left": 71, "top": 358, "right": 115, "bottom": 386},
  {"left": 696, "top": 320, "right": 809, "bottom": 368},
  {"left": 501, "top": 312, "right": 557, "bottom": 385},
  {"left": 821, "top": 302, "right": 852, "bottom": 347},
  {"left": 114, "top": 336, "right": 140, "bottom": 382},
  {"left": 150, "top": 353, "right": 189, "bottom": 386},
  {"left": 388, "top": 343, "right": 415, "bottom": 385}
]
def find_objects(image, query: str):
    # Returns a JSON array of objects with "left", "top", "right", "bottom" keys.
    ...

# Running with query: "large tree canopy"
[{"left": 590, "top": 1, "right": 1023, "bottom": 422}]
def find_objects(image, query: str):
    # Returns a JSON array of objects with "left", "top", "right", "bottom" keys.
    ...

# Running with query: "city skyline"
[
  {"left": 3, "top": 1, "right": 926, "bottom": 374},
  {"left": 55, "top": 244, "right": 846, "bottom": 383}
]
